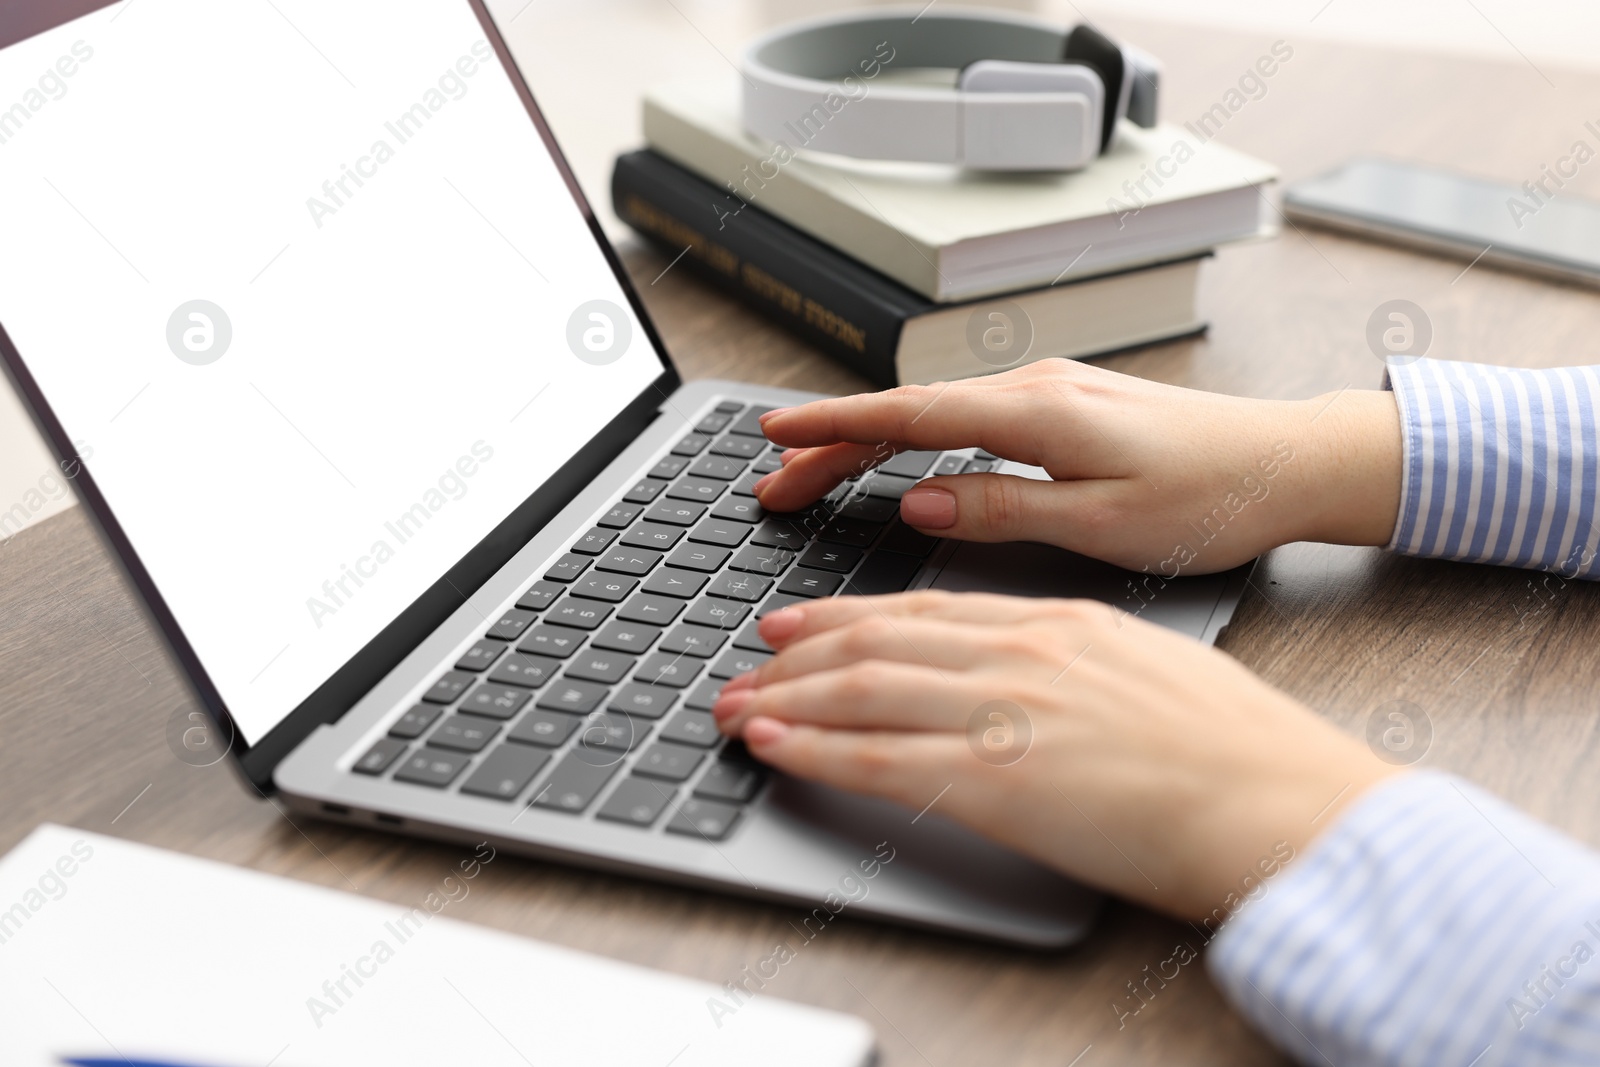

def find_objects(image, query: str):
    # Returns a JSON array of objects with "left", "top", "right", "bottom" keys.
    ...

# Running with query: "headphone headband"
[{"left": 740, "top": 8, "right": 1160, "bottom": 172}]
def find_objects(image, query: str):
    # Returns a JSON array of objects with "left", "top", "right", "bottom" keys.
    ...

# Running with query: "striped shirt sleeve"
[
  {"left": 1207, "top": 771, "right": 1600, "bottom": 1067},
  {"left": 1383, "top": 357, "right": 1600, "bottom": 577}
]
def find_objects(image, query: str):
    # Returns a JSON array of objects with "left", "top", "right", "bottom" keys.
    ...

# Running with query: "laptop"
[{"left": 0, "top": 0, "right": 1249, "bottom": 948}]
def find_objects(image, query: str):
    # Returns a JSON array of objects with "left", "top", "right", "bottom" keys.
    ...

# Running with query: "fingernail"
[
  {"left": 752, "top": 473, "right": 778, "bottom": 498},
  {"left": 900, "top": 486, "right": 957, "bottom": 529},
  {"left": 720, "top": 670, "right": 758, "bottom": 694},
  {"left": 712, "top": 688, "right": 755, "bottom": 721},
  {"left": 758, "top": 407, "right": 794, "bottom": 424},
  {"left": 759, "top": 606, "right": 805, "bottom": 642},
  {"left": 744, "top": 716, "right": 790, "bottom": 746}
]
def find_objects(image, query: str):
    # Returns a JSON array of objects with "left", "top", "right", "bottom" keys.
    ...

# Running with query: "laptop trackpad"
[{"left": 926, "top": 540, "right": 1231, "bottom": 640}]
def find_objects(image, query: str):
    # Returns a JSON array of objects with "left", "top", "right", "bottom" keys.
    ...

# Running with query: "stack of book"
[{"left": 613, "top": 78, "right": 1278, "bottom": 387}]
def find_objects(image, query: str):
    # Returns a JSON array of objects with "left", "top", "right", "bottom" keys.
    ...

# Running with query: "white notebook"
[{"left": 0, "top": 826, "right": 874, "bottom": 1067}]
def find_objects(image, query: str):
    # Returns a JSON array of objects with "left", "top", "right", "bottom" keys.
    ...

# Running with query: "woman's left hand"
[{"left": 712, "top": 590, "right": 1398, "bottom": 920}]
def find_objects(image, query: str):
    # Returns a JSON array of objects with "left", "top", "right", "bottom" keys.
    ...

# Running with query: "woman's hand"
[
  {"left": 753, "top": 358, "right": 1402, "bottom": 575},
  {"left": 713, "top": 590, "right": 1400, "bottom": 920}
]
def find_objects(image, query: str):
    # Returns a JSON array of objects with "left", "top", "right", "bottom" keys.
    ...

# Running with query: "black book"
[{"left": 611, "top": 149, "right": 1207, "bottom": 389}]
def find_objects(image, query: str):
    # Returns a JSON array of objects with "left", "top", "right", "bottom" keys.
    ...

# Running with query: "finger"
[
  {"left": 738, "top": 717, "right": 966, "bottom": 811},
  {"left": 754, "top": 442, "right": 891, "bottom": 512},
  {"left": 750, "top": 615, "right": 1018, "bottom": 689},
  {"left": 897, "top": 472, "right": 1119, "bottom": 545},
  {"left": 713, "top": 661, "right": 975, "bottom": 733},
  {"left": 755, "top": 589, "right": 1072, "bottom": 649},
  {"left": 758, "top": 378, "right": 1053, "bottom": 463}
]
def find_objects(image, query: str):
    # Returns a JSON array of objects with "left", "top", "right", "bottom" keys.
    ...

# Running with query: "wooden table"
[{"left": 5, "top": 14, "right": 1600, "bottom": 1065}]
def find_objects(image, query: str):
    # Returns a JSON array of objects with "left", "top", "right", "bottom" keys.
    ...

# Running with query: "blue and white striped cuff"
[
  {"left": 1207, "top": 771, "right": 1600, "bottom": 1067},
  {"left": 1383, "top": 357, "right": 1600, "bottom": 578}
]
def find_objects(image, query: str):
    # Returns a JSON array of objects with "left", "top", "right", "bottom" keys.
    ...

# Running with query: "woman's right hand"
[{"left": 753, "top": 358, "right": 1403, "bottom": 576}]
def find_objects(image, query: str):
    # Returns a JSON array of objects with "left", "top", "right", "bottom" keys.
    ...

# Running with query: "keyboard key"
[
  {"left": 529, "top": 749, "right": 622, "bottom": 813},
  {"left": 394, "top": 749, "right": 471, "bottom": 788},
  {"left": 455, "top": 638, "right": 507, "bottom": 672},
  {"left": 353, "top": 737, "right": 408, "bottom": 775},
  {"left": 864, "top": 473, "right": 918, "bottom": 500},
  {"left": 389, "top": 704, "right": 443, "bottom": 739},
  {"left": 710, "top": 434, "right": 765, "bottom": 460},
  {"left": 622, "top": 478, "right": 668, "bottom": 504},
  {"left": 778, "top": 568, "right": 844, "bottom": 597},
  {"left": 634, "top": 743, "right": 706, "bottom": 782},
  {"left": 730, "top": 545, "right": 792, "bottom": 576},
  {"left": 799, "top": 544, "right": 862, "bottom": 573},
  {"left": 571, "top": 526, "right": 617, "bottom": 555},
  {"left": 837, "top": 496, "right": 898, "bottom": 523},
  {"left": 597, "top": 778, "right": 676, "bottom": 827},
  {"left": 843, "top": 552, "right": 923, "bottom": 596},
  {"left": 694, "top": 760, "right": 766, "bottom": 803},
  {"left": 597, "top": 502, "right": 643, "bottom": 529},
  {"left": 662, "top": 709, "right": 721, "bottom": 746},
  {"left": 461, "top": 683, "right": 533, "bottom": 719},
  {"left": 591, "top": 621, "right": 661, "bottom": 655},
  {"left": 963, "top": 458, "right": 997, "bottom": 474},
  {"left": 544, "top": 553, "right": 590, "bottom": 582},
  {"left": 577, "top": 711, "right": 649, "bottom": 756},
  {"left": 428, "top": 716, "right": 499, "bottom": 753},
  {"left": 877, "top": 521, "right": 939, "bottom": 557},
  {"left": 683, "top": 598, "right": 751, "bottom": 630},
  {"left": 486, "top": 610, "right": 536, "bottom": 641},
  {"left": 649, "top": 454, "right": 691, "bottom": 480},
  {"left": 565, "top": 649, "right": 636, "bottom": 685},
  {"left": 726, "top": 405, "right": 777, "bottom": 437},
  {"left": 757, "top": 593, "right": 806, "bottom": 618},
  {"left": 665, "top": 543, "right": 730, "bottom": 572},
  {"left": 516, "top": 624, "right": 585, "bottom": 659},
  {"left": 876, "top": 450, "right": 939, "bottom": 479},
  {"left": 617, "top": 592, "right": 686, "bottom": 626},
  {"left": 731, "top": 619, "right": 773, "bottom": 654},
  {"left": 595, "top": 545, "right": 661, "bottom": 576},
  {"left": 667, "top": 477, "right": 725, "bottom": 503},
  {"left": 689, "top": 518, "right": 751, "bottom": 548},
  {"left": 933, "top": 454, "right": 967, "bottom": 476},
  {"left": 516, "top": 580, "right": 564, "bottom": 611},
  {"left": 460, "top": 744, "right": 550, "bottom": 801},
  {"left": 644, "top": 499, "right": 706, "bottom": 526},
  {"left": 671, "top": 433, "right": 711, "bottom": 456},
  {"left": 689, "top": 455, "right": 745, "bottom": 481},
  {"left": 712, "top": 496, "right": 765, "bottom": 524},
  {"left": 570, "top": 572, "right": 638, "bottom": 603},
  {"left": 683, "top": 678, "right": 726, "bottom": 711},
  {"left": 750, "top": 519, "right": 808, "bottom": 550},
  {"left": 819, "top": 519, "right": 879, "bottom": 548},
  {"left": 536, "top": 678, "right": 610, "bottom": 715},
  {"left": 422, "top": 671, "right": 474, "bottom": 704},
  {"left": 751, "top": 453, "right": 781, "bottom": 475},
  {"left": 547, "top": 598, "right": 612, "bottom": 630},
  {"left": 715, "top": 400, "right": 746, "bottom": 413},
  {"left": 711, "top": 649, "right": 771, "bottom": 679},
  {"left": 621, "top": 521, "right": 684, "bottom": 552},
  {"left": 659, "top": 624, "right": 728, "bottom": 658},
  {"left": 608, "top": 682, "right": 680, "bottom": 720},
  {"left": 643, "top": 567, "right": 709, "bottom": 599},
  {"left": 487, "top": 652, "right": 562, "bottom": 689},
  {"left": 728, "top": 472, "right": 764, "bottom": 497},
  {"left": 695, "top": 411, "right": 733, "bottom": 434},
  {"left": 634, "top": 653, "right": 704, "bottom": 689},
  {"left": 707, "top": 572, "right": 772, "bottom": 602},
  {"left": 508, "top": 710, "right": 581, "bottom": 747},
  {"left": 666, "top": 797, "right": 743, "bottom": 841}
]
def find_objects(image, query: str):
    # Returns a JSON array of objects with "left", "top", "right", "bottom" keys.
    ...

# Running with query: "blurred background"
[{"left": 3, "top": 0, "right": 1595, "bottom": 539}]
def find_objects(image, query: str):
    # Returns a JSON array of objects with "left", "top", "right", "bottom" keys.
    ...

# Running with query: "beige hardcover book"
[{"left": 643, "top": 78, "right": 1278, "bottom": 303}]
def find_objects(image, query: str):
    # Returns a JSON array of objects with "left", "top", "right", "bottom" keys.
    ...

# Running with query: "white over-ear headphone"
[{"left": 740, "top": 8, "right": 1161, "bottom": 172}]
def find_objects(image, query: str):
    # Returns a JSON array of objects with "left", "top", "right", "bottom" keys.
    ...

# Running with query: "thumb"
[{"left": 897, "top": 473, "right": 1097, "bottom": 545}]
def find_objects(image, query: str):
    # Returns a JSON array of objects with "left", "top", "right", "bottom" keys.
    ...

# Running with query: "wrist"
[{"left": 1279, "top": 390, "right": 1402, "bottom": 548}]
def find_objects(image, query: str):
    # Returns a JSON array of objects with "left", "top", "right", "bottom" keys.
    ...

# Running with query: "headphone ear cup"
[{"left": 1062, "top": 24, "right": 1126, "bottom": 152}]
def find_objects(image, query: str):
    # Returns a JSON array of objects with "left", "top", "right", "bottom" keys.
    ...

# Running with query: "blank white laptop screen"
[{"left": 0, "top": 1, "right": 663, "bottom": 745}]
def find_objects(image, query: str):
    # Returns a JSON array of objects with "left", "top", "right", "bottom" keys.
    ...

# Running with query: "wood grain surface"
[{"left": 4, "top": 15, "right": 1600, "bottom": 1066}]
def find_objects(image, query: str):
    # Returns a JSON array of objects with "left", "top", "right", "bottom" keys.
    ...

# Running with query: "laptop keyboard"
[{"left": 351, "top": 397, "right": 990, "bottom": 843}]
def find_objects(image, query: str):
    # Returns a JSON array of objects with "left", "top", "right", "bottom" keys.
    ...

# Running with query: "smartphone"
[{"left": 1283, "top": 157, "right": 1600, "bottom": 287}]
